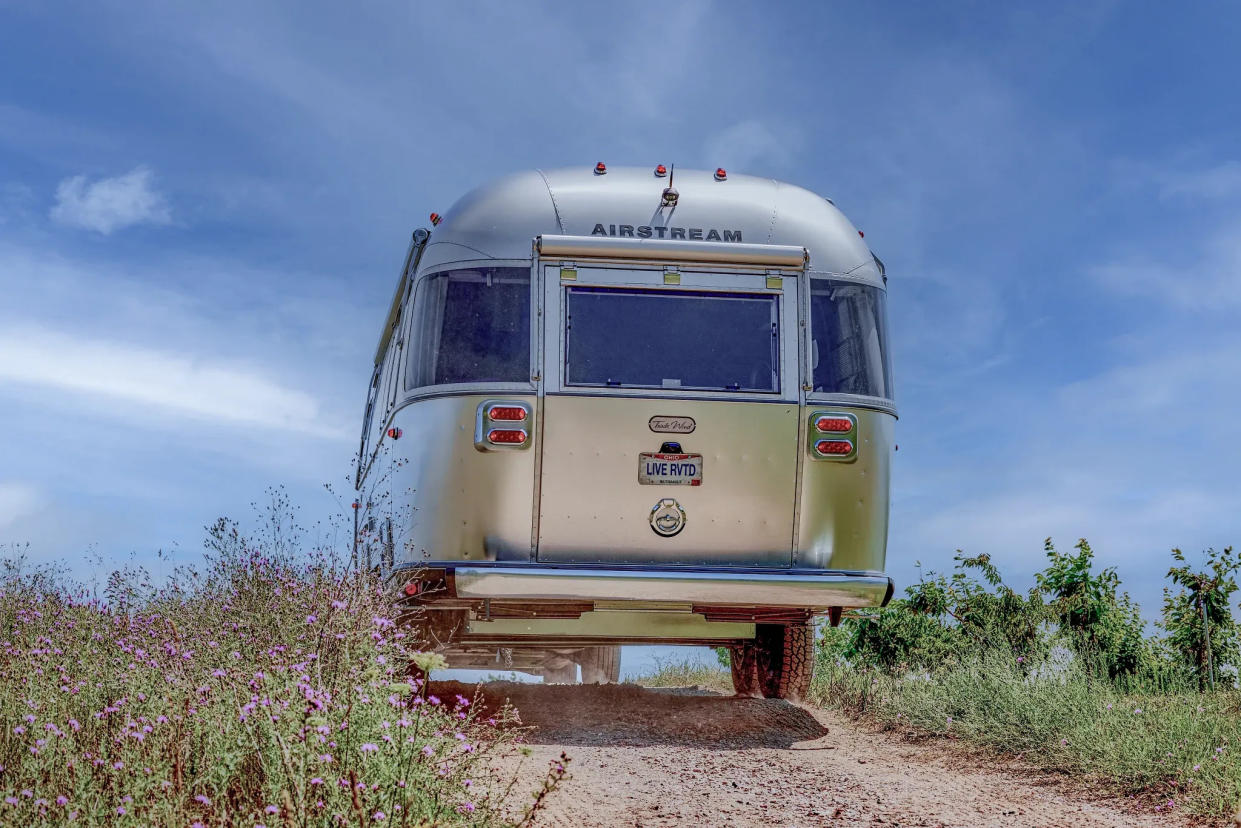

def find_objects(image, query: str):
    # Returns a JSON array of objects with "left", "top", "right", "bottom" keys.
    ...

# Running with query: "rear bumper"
[{"left": 407, "top": 563, "right": 893, "bottom": 610}]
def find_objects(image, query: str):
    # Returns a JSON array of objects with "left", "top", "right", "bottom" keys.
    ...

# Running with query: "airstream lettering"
[
  {"left": 357, "top": 165, "right": 895, "bottom": 698},
  {"left": 590, "top": 223, "right": 742, "bottom": 241}
]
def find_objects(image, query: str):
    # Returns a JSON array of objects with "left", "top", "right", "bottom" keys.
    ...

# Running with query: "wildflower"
[
  {"left": 458, "top": 802, "right": 476, "bottom": 814},
  {"left": 1133, "top": 708, "right": 1142, "bottom": 714},
  {"left": 1016, "top": 656, "right": 1025, "bottom": 663},
  {"left": 421, "top": 745, "right": 435, "bottom": 757},
  {"left": 113, "top": 760, "right": 124, "bottom": 770},
  {"left": 373, "top": 812, "right": 386, "bottom": 821},
  {"left": 56, "top": 796, "right": 69, "bottom": 806},
  {"left": 331, "top": 600, "right": 346, "bottom": 610},
  {"left": 310, "top": 778, "right": 324, "bottom": 786},
  {"left": 1193, "top": 764, "right": 1201, "bottom": 771},
  {"left": 305, "top": 615, "right": 317, "bottom": 625},
  {"left": 318, "top": 753, "right": 334, "bottom": 764},
  {"left": 195, "top": 794, "right": 211, "bottom": 806},
  {"left": 266, "top": 805, "right": 279, "bottom": 814},
  {"left": 116, "top": 807, "right": 126, "bottom": 816},
  {"left": 361, "top": 743, "right": 379, "bottom": 753}
]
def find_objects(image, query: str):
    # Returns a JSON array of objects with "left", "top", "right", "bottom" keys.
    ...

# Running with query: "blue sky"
[{"left": 2, "top": 1, "right": 1239, "bottom": 634}]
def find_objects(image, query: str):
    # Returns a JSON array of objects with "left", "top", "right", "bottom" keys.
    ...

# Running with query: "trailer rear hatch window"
[
  {"left": 809, "top": 279, "right": 893, "bottom": 399},
  {"left": 565, "top": 287, "right": 779, "bottom": 392},
  {"left": 406, "top": 266, "right": 530, "bottom": 388}
]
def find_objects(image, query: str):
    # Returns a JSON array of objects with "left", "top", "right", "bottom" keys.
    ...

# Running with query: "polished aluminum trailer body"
[{"left": 357, "top": 166, "right": 895, "bottom": 660}]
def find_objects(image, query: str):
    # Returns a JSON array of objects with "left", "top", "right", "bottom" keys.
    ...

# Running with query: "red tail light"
[
  {"left": 486, "top": 405, "right": 527, "bottom": 422},
  {"left": 386, "top": 427, "right": 403, "bottom": 439},
  {"left": 487, "top": 429, "right": 527, "bottom": 445},
  {"left": 403, "top": 581, "right": 420, "bottom": 596},
  {"left": 815, "top": 439, "right": 853, "bottom": 456},
  {"left": 814, "top": 417, "right": 853, "bottom": 433}
]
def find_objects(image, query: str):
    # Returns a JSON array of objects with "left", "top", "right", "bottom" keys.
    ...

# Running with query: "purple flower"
[
  {"left": 305, "top": 614, "right": 317, "bottom": 625},
  {"left": 266, "top": 805, "right": 278, "bottom": 814},
  {"left": 360, "top": 743, "right": 378, "bottom": 753}
]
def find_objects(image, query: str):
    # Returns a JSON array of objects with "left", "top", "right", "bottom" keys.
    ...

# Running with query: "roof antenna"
[{"left": 661, "top": 164, "right": 679, "bottom": 208}]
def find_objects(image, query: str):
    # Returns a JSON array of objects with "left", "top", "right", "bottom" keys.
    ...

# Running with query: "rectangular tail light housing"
[
  {"left": 475, "top": 400, "right": 534, "bottom": 452},
  {"left": 809, "top": 411, "right": 858, "bottom": 461}
]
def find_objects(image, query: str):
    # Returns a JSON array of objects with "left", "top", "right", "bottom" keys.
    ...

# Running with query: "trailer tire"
[
  {"left": 578, "top": 646, "right": 621, "bottom": 684},
  {"left": 755, "top": 622, "right": 814, "bottom": 701},
  {"left": 729, "top": 642, "right": 762, "bottom": 698}
]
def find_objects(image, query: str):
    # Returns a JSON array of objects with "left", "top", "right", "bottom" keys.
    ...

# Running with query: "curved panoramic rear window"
[
  {"left": 809, "top": 278, "right": 893, "bottom": 399},
  {"left": 565, "top": 287, "right": 779, "bottom": 392},
  {"left": 406, "top": 266, "right": 531, "bottom": 388}
]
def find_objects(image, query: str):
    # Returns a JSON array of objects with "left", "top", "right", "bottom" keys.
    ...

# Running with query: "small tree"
[
  {"left": 1161, "top": 546, "right": 1240, "bottom": 691},
  {"left": 1035, "top": 538, "right": 1151, "bottom": 680}
]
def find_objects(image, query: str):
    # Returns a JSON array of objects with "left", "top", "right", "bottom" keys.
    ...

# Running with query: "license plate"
[{"left": 638, "top": 452, "right": 703, "bottom": 486}]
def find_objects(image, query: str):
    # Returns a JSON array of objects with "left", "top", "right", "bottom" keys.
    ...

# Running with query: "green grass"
[
  {"left": 810, "top": 649, "right": 1241, "bottom": 820},
  {"left": 632, "top": 657, "right": 733, "bottom": 693},
  {"left": 0, "top": 546, "right": 559, "bottom": 826}
]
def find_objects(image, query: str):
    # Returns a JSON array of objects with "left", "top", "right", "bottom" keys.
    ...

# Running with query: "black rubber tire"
[
  {"left": 729, "top": 642, "right": 762, "bottom": 698},
  {"left": 578, "top": 646, "right": 621, "bottom": 684},
  {"left": 754, "top": 623, "right": 814, "bottom": 701}
]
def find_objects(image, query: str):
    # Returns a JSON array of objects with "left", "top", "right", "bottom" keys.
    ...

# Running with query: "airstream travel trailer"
[{"left": 356, "top": 164, "right": 894, "bottom": 699}]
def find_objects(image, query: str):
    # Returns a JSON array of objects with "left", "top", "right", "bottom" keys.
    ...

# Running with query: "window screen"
[
  {"left": 405, "top": 267, "right": 531, "bottom": 388},
  {"left": 809, "top": 279, "right": 893, "bottom": 399},
  {"left": 565, "top": 287, "right": 779, "bottom": 392}
]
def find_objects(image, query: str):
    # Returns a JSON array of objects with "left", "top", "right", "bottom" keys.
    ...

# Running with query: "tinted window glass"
[
  {"left": 406, "top": 267, "right": 531, "bottom": 388},
  {"left": 809, "top": 279, "right": 893, "bottom": 399},
  {"left": 566, "top": 288, "right": 779, "bottom": 392}
]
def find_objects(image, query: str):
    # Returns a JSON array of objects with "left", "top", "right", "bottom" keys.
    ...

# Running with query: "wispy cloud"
[
  {"left": 0, "top": 482, "right": 39, "bottom": 529},
  {"left": 0, "top": 327, "right": 343, "bottom": 438},
  {"left": 703, "top": 120, "right": 800, "bottom": 176},
  {"left": 1089, "top": 219, "right": 1241, "bottom": 309},
  {"left": 50, "top": 166, "right": 172, "bottom": 234},
  {"left": 1158, "top": 160, "right": 1241, "bottom": 201}
]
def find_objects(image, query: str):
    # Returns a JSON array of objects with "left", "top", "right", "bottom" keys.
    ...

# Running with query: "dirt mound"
[{"left": 427, "top": 680, "right": 828, "bottom": 749}]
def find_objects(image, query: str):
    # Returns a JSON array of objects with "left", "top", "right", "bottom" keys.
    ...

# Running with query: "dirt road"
[{"left": 433, "top": 681, "right": 1209, "bottom": 828}]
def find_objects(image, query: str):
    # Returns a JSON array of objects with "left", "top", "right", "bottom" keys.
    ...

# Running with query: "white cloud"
[
  {"left": 1090, "top": 219, "right": 1241, "bottom": 309},
  {"left": 0, "top": 482, "right": 39, "bottom": 529},
  {"left": 1159, "top": 160, "right": 1241, "bottom": 201},
  {"left": 703, "top": 120, "right": 799, "bottom": 175},
  {"left": 0, "top": 327, "right": 343, "bottom": 438},
  {"left": 50, "top": 166, "right": 172, "bottom": 234}
]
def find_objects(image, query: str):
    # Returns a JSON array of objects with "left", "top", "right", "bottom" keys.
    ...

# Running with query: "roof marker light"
[
  {"left": 386, "top": 427, "right": 403, "bottom": 440},
  {"left": 594, "top": 162, "right": 607, "bottom": 175},
  {"left": 655, "top": 164, "right": 667, "bottom": 177},
  {"left": 858, "top": 230, "right": 864, "bottom": 238},
  {"left": 714, "top": 168, "right": 727, "bottom": 181},
  {"left": 429, "top": 212, "right": 441, "bottom": 226}
]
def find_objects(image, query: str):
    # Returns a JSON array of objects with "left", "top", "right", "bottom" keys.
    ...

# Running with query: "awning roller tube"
[{"left": 537, "top": 234, "right": 807, "bottom": 268}]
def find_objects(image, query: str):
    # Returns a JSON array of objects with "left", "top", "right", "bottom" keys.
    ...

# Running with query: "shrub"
[{"left": 0, "top": 520, "right": 541, "bottom": 826}]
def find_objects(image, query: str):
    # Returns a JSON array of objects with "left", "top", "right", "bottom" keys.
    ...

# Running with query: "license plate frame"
[{"left": 638, "top": 452, "right": 703, "bottom": 486}]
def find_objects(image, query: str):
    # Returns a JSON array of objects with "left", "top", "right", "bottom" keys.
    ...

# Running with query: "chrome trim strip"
[
  {"left": 804, "top": 394, "right": 898, "bottom": 417},
  {"left": 448, "top": 565, "right": 892, "bottom": 608},
  {"left": 537, "top": 234, "right": 808, "bottom": 268}
]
